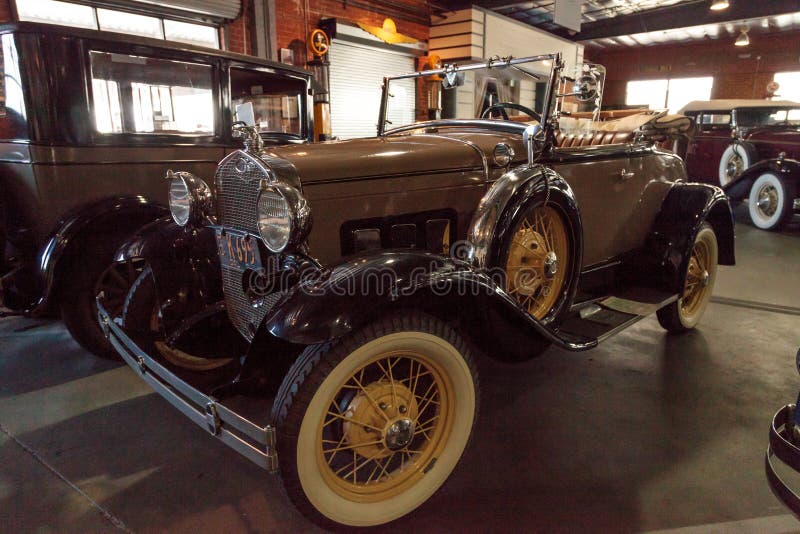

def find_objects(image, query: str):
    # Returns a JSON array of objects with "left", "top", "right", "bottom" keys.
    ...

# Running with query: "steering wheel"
[{"left": 481, "top": 102, "right": 541, "bottom": 122}]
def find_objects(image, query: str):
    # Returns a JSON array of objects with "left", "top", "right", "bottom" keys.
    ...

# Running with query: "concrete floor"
[{"left": 2, "top": 209, "right": 800, "bottom": 533}]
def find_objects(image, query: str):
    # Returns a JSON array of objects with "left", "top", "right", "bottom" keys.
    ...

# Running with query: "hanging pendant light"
[
  {"left": 710, "top": 0, "right": 730, "bottom": 11},
  {"left": 735, "top": 28, "right": 750, "bottom": 46}
]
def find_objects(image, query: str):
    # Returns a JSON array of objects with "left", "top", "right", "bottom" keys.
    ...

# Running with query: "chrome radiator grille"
[
  {"left": 215, "top": 151, "right": 267, "bottom": 233},
  {"left": 214, "top": 150, "right": 280, "bottom": 341}
]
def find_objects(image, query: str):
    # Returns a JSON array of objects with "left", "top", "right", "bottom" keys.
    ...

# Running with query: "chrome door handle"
[{"left": 620, "top": 169, "right": 635, "bottom": 181}]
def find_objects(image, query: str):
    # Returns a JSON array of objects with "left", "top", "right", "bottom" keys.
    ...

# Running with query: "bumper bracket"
[{"left": 97, "top": 298, "right": 279, "bottom": 473}]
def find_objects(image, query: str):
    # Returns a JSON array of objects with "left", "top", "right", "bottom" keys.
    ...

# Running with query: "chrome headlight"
[
  {"left": 167, "top": 171, "right": 213, "bottom": 226},
  {"left": 256, "top": 182, "right": 312, "bottom": 253}
]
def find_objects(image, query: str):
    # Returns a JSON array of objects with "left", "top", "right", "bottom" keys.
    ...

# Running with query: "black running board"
[{"left": 555, "top": 291, "right": 678, "bottom": 347}]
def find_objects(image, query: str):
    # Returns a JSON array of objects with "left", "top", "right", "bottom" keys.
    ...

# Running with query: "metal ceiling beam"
[{"left": 558, "top": 0, "right": 800, "bottom": 40}]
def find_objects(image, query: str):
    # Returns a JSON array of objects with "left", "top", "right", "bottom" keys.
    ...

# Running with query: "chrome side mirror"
[{"left": 523, "top": 123, "right": 542, "bottom": 164}]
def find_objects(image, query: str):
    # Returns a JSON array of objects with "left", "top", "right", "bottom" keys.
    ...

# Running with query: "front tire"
[
  {"left": 747, "top": 172, "right": 795, "bottom": 231},
  {"left": 272, "top": 313, "right": 479, "bottom": 529},
  {"left": 657, "top": 223, "right": 718, "bottom": 333},
  {"left": 60, "top": 247, "right": 144, "bottom": 359}
]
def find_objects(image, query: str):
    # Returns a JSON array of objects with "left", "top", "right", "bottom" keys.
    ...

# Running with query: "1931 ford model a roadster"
[{"left": 97, "top": 53, "right": 735, "bottom": 528}]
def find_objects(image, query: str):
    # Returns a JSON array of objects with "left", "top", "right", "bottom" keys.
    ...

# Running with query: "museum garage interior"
[{"left": 2, "top": 0, "right": 800, "bottom": 531}]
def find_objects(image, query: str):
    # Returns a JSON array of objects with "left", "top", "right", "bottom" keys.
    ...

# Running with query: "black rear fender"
[{"left": 625, "top": 183, "right": 735, "bottom": 294}]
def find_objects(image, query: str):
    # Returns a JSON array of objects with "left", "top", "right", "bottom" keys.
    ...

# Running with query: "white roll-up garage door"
[
  {"left": 80, "top": 0, "right": 241, "bottom": 22},
  {"left": 329, "top": 40, "right": 416, "bottom": 139}
]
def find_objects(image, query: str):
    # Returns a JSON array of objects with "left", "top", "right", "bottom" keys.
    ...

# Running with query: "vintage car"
[
  {"left": 766, "top": 349, "right": 800, "bottom": 516},
  {"left": 0, "top": 22, "right": 313, "bottom": 357},
  {"left": 97, "top": 54, "right": 735, "bottom": 528},
  {"left": 679, "top": 99, "right": 800, "bottom": 230}
]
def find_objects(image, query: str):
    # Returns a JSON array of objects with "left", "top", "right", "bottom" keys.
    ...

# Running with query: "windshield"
[
  {"left": 737, "top": 108, "right": 800, "bottom": 128},
  {"left": 383, "top": 55, "right": 559, "bottom": 133}
]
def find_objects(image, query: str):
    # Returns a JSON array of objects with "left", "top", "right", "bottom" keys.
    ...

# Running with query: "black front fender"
[
  {"left": 33, "top": 196, "right": 166, "bottom": 314},
  {"left": 114, "top": 217, "right": 222, "bottom": 319},
  {"left": 724, "top": 157, "right": 800, "bottom": 200},
  {"left": 261, "top": 250, "right": 596, "bottom": 356}
]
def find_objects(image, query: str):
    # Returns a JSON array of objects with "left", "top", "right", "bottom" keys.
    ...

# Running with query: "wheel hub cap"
[
  {"left": 341, "top": 380, "right": 419, "bottom": 459},
  {"left": 544, "top": 251, "right": 558, "bottom": 278},
  {"left": 757, "top": 185, "right": 778, "bottom": 217},
  {"left": 727, "top": 155, "right": 743, "bottom": 179},
  {"left": 384, "top": 418, "right": 415, "bottom": 451}
]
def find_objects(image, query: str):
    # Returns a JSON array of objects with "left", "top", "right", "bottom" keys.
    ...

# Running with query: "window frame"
[
  {"left": 83, "top": 40, "right": 224, "bottom": 146},
  {"left": 226, "top": 62, "right": 313, "bottom": 144}
]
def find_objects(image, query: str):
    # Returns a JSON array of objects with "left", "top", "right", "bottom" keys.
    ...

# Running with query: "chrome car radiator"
[{"left": 215, "top": 151, "right": 280, "bottom": 341}]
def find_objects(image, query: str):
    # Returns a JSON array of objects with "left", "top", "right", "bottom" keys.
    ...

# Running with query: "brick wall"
[
  {"left": 587, "top": 30, "right": 800, "bottom": 107},
  {"left": 0, "top": 0, "right": 11, "bottom": 23},
  {"left": 223, "top": 0, "right": 253, "bottom": 55},
  {"left": 274, "top": 0, "right": 429, "bottom": 66}
]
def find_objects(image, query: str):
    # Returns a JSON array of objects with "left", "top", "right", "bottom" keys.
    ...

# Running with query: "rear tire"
[
  {"left": 747, "top": 172, "right": 795, "bottom": 231},
  {"left": 272, "top": 312, "right": 479, "bottom": 529},
  {"left": 657, "top": 223, "right": 718, "bottom": 333}
]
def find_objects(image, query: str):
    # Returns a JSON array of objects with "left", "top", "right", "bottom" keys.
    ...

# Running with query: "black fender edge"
[
  {"left": 625, "top": 183, "right": 735, "bottom": 294},
  {"left": 32, "top": 196, "right": 166, "bottom": 314},
  {"left": 724, "top": 157, "right": 800, "bottom": 200},
  {"left": 258, "top": 250, "right": 597, "bottom": 360}
]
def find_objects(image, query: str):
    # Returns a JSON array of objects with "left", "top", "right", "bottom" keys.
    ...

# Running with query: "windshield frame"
[{"left": 377, "top": 53, "right": 563, "bottom": 137}]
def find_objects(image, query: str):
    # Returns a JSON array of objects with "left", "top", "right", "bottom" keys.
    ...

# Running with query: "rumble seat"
[
  {"left": 555, "top": 111, "right": 661, "bottom": 148},
  {"left": 554, "top": 111, "right": 694, "bottom": 149}
]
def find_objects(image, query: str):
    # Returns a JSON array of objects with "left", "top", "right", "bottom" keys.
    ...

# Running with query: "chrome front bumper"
[
  {"left": 793, "top": 198, "right": 800, "bottom": 214},
  {"left": 767, "top": 403, "right": 800, "bottom": 516},
  {"left": 97, "top": 299, "right": 278, "bottom": 472}
]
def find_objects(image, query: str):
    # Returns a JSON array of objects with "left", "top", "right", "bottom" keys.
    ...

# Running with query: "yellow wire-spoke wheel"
[
  {"left": 274, "top": 314, "right": 477, "bottom": 528},
  {"left": 657, "top": 223, "right": 718, "bottom": 333},
  {"left": 317, "top": 350, "right": 452, "bottom": 501},
  {"left": 504, "top": 204, "right": 569, "bottom": 320}
]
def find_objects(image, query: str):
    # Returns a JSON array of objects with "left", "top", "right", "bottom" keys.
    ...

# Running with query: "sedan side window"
[
  {"left": 698, "top": 113, "right": 730, "bottom": 132},
  {"left": 89, "top": 51, "right": 214, "bottom": 135}
]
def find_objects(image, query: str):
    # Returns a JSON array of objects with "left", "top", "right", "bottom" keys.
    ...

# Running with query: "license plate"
[{"left": 215, "top": 228, "right": 262, "bottom": 271}]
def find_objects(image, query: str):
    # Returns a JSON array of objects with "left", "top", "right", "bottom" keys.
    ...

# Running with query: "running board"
[{"left": 555, "top": 291, "right": 677, "bottom": 345}]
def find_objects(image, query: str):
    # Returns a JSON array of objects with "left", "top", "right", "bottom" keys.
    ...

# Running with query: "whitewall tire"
[
  {"left": 748, "top": 172, "right": 794, "bottom": 231},
  {"left": 272, "top": 313, "right": 478, "bottom": 529}
]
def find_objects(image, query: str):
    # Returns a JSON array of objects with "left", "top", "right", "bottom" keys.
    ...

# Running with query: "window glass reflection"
[{"left": 90, "top": 51, "right": 214, "bottom": 135}]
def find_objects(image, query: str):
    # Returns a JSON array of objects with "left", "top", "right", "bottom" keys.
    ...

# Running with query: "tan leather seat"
[{"left": 555, "top": 129, "right": 632, "bottom": 148}]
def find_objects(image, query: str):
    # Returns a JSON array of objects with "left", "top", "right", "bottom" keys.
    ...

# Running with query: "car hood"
[
  {"left": 744, "top": 126, "right": 800, "bottom": 144},
  {"left": 262, "top": 134, "right": 492, "bottom": 184}
]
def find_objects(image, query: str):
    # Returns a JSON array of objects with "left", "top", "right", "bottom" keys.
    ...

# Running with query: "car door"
[
  {"left": 550, "top": 143, "right": 677, "bottom": 269},
  {"left": 685, "top": 112, "right": 732, "bottom": 182}
]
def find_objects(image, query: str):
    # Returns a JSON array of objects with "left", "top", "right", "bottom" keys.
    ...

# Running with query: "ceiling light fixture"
[
  {"left": 735, "top": 28, "right": 750, "bottom": 46},
  {"left": 710, "top": 0, "right": 729, "bottom": 10}
]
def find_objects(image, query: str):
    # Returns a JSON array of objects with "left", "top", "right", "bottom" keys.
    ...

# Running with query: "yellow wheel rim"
[
  {"left": 504, "top": 205, "right": 569, "bottom": 320},
  {"left": 315, "top": 350, "right": 454, "bottom": 503},
  {"left": 681, "top": 237, "right": 712, "bottom": 318}
]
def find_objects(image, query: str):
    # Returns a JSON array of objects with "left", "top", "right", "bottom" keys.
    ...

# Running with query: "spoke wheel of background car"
[
  {"left": 747, "top": 172, "right": 795, "bottom": 231},
  {"left": 657, "top": 223, "right": 718, "bottom": 333},
  {"left": 272, "top": 312, "right": 478, "bottom": 529},
  {"left": 60, "top": 240, "right": 143, "bottom": 359},
  {"left": 123, "top": 266, "right": 234, "bottom": 371},
  {"left": 503, "top": 203, "right": 570, "bottom": 321},
  {"left": 718, "top": 143, "right": 755, "bottom": 186}
]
